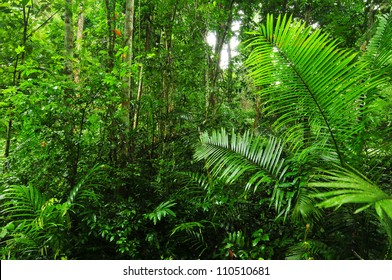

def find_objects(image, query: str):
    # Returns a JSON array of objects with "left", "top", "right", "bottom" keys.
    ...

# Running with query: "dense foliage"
[{"left": 1, "top": 0, "right": 391, "bottom": 260}]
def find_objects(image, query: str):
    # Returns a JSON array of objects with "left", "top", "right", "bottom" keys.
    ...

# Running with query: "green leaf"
[
  {"left": 261, "top": 234, "right": 270, "bottom": 241},
  {"left": 15, "top": 45, "right": 25, "bottom": 54},
  {"left": 146, "top": 200, "right": 177, "bottom": 225},
  {"left": 252, "top": 238, "right": 261, "bottom": 246}
]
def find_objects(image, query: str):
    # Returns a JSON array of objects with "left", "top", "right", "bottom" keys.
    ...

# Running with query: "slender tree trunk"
[
  {"left": 365, "top": 0, "right": 376, "bottom": 42},
  {"left": 207, "top": 0, "right": 234, "bottom": 111},
  {"left": 69, "top": 1, "right": 86, "bottom": 187},
  {"left": 117, "top": 0, "right": 135, "bottom": 163},
  {"left": 161, "top": 0, "right": 179, "bottom": 142},
  {"left": 19, "top": 5, "right": 29, "bottom": 78},
  {"left": 104, "top": 0, "right": 116, "bottom": 70},
  {"left": 103, "top": 0, "right": 118, "bottom": 164},
  {"left": 282, "top": 0, "right": 288, "bottom": 14},
  {"left": 64, "top": 0, "right": 74, "bottom": 77},
  {"left": 133, "top": 65, "right": 144, "bottom": 129},
  {"left": 64, "top": 0, "right": 80, "bottom": 186},
  {"left": 122, "top": 0, "right": 135, "bottom": 128},
  {"left": 74, "top": 2, "right": 84, "bottom": 84},
  {"left": 304, "top": 2, "right": 311, "bottom": 23},
  {"left": 253, "top": 96, "right": 262, "bottom": 133},
  {"left": 4, "top": 120, "right": 12, "bottom": 159},
  {"left": 227, "top": 33, "right": 233, "bottom": 102}
]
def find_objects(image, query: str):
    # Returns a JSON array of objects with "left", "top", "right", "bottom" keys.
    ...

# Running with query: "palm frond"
[
  {"left": 286, "top": 240, "right": 333, "bottom": 260},
  {"left": 291, "top": 186, "right": 323, "bottom": 223},
  {"left": 194, "top": 128, "right": 296, "bottom": 218},
  {"left": 176, "top": 171, "right": 215, "bottom": 190},
  {"left": 0, "top": 165, "right": 106, "bottom": 259},
  {"left": 310, "top": 167, "right": 392, "bottom": 258},
  {"left": 0, "top": 185, "right": 46, "bottom": 221},
  {"left": 194, "top": 128, "right": 288, "bottom": 192},
  {"left": 363, "top": 12, "right": 392, "bottom": 75},
  {"left": 245, "top": 14, "right": 383, "bottom": 164},
  {"left": 170, "top": 221, "right": 212, "bottom": 258},
  {"left": 145, "top": 200, "right": 176, "bottom": 225},
  {"left": 309, "top": 167, "right": 391, "bottom": 216},
  {"left": 67, "top": 164, "right": 106, "bottom": 205}
]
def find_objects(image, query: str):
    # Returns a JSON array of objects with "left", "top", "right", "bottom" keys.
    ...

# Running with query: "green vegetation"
[{"left": 1, "top": 0, "right": 391, "bottom": 260}]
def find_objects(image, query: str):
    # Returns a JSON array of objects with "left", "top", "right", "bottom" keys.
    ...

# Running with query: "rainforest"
[{"left": 1, "top": 0, "right": 391, "bottom": 260}]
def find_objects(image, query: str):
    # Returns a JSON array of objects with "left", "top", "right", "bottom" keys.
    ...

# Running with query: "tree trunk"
[
  {"left": 122, "top": 0, "right": 135, "bottom": 129},
  {"left": 74, "top": 2, "right": 84, "bottom": 84},
  {"left": 226, "top": 32, "right": 233, "bottom": 102},
  {"left": 205, "top": 0, "right": 234, "bottom": 121},
  {"left": 104, "top": 0, "right": 116, "bottom": 70},
  {"left": 133, "top": 65, "right": 144, "bottom": 130},
  {"left": 64, "top": 0, "right": 74, "bottom": 77},
  {"left": 253, "top": 96, "right": 262, "bottom": 133},
  {"left": 161, "top": 0, "right": 179, "bottom": 142},
  {"left": 117, "top": 0, "right": 135, "bottom": 163},
  {"left": 4, "top": 119, "right": 12, "bottom": 159}
]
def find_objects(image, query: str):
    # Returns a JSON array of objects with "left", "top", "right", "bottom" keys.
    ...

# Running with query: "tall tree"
[
  {"left": 122, "top": 0, "right": 135, "bottom": 127},
  {"left": 74, "top": 1, "right": 85, "bottom": 84},
  {"left": 64, "top": 0, "right": 74, "bottom": 77}
]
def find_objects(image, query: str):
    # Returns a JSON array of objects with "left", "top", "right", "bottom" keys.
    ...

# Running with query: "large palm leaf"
[
  {"left": 0, "top": 184, "right": 46, "bottom": 221},
  {"left": 309, "top": 166, "right": 392, "bottom": 257},
  {"left": 194, "top": 128, "right": 292, "bottom": 216},
  {"left": 195, "top": 128, "right": 287, "bottom": 191},
  {"left": 309, "top": 167, "right": 392, "bottom": 219},
  {"left": 245, "top": 14, "right": 383, "bottom": 165}
]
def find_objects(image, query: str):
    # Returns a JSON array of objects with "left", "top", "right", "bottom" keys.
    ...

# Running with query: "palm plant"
[
  {"left": 362, "top": 11, "right": 392, "bottom": 76},
  {"left": 245, "top": 14, "right": 383, "bottom": 166},
  {"left": 0, "top": 184, "right": 70, "bottom": 259},
  {"left": 359, "top": 11, "right": 392, "bottom": 183},
  {"left": 308, "top": 12, "right": 392, "bottom": 258},
  {"left": 194, "top": 128, "right": 291, "bottom": 217},
  {"left": 192, "top": 14, "right": 391, "bottom": 258}
]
